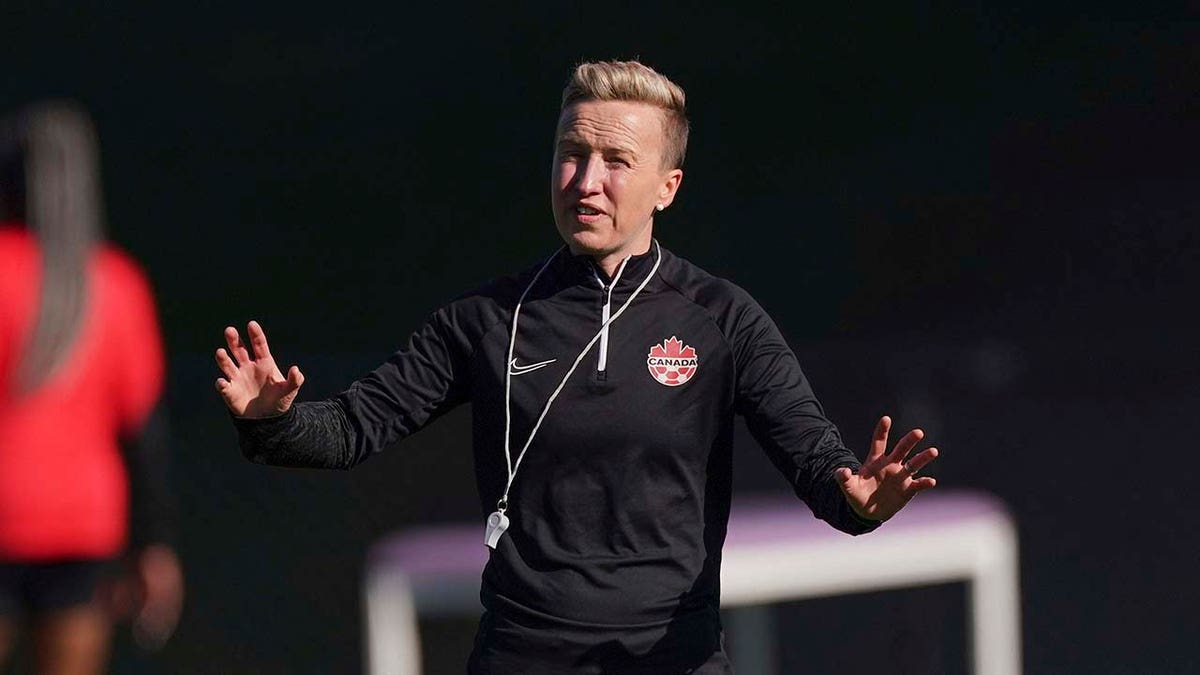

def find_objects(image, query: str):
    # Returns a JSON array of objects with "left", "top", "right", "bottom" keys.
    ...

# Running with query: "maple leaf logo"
[{"left": 646, "top": 336, "right": 699, "bottom": 386}]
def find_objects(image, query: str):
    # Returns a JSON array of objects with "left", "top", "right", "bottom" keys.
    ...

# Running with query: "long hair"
[{"left": 0, "top": 102, "right": 104, "bottom": 394}]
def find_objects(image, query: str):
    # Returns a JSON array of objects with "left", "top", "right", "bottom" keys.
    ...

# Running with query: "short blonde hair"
[{"left": 560, "top": 60, "right": 689, "bottom": 170}]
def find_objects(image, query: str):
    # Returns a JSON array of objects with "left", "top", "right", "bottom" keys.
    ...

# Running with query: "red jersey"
[{"left": 0, "top": 224, "right": 164, "bottom": 560}]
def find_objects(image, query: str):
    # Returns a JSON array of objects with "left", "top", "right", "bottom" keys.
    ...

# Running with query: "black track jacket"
[{"left": 234, "top": 242, "right": 880, "bottom": 672}]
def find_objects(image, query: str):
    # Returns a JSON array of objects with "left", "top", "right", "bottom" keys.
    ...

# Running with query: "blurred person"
[
  {"left": 218, "top": 60, "right": 939, "bottom": 674},
  {"left": 0, "top": 103, "right": 183, "bottom": 674}
]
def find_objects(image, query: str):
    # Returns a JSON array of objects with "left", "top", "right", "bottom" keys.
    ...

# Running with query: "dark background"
[{"left": 4, "top": 3, "right": 1197, "bottom": 673}]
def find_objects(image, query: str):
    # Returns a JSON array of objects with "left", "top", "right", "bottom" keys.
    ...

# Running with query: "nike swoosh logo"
[{"left": 509, "top": 358, "right": 557, "bottom": 376}]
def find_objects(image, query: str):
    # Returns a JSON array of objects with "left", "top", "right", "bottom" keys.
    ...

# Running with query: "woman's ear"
[{"left": 657, "top": 169, "right": 683, "bottom": 209}]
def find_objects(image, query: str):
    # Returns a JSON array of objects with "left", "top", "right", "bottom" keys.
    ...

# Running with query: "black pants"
[
  {"left": 0, "top": 559, "right": 114, "bottom": 616},
  {"left": 467, "top": 606, "right": 734, "bottom": 675}
]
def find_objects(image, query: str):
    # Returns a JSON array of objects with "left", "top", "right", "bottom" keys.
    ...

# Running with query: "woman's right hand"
[{"left": 215, "top": 320, "right": 304, "bottom": 418}]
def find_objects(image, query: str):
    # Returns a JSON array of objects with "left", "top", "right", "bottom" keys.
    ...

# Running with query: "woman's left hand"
[{"left": 836, "top": 415, "right": 939, "bottom": 522}]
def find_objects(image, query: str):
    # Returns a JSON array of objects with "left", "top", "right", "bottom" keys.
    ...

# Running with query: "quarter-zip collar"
[
  {"left": 532, "top": 241, "right": 665, "bottom": 378},
  {"left": 556, "top": 243, "right": 662, "bottom": 291}
]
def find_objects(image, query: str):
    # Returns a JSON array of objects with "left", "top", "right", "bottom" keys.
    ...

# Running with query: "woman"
[
  {"left": 219, "top": 60, "right": 938, "bottom": 673},
  {"left": 0, "top": 103, "right": 183, "bottom": 675}
]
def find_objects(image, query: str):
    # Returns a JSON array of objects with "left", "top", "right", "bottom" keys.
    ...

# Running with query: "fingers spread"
[
  {"left": 247, "top": 320, "right": 272, "bottom": 360},
  {"left": 887, "top": 428, "right": 925, "bottom": 464},
  {"left": 215, "top": 348, "right": 239, "bottom": 380},
  {"left": 867, "top": 415, "right": 891, "bottom": 462},
  {"left": 224, "top": 327, "right": 251, "bottom": 365},
  {"left": 909, "top": 446, "right": 939, "bottom": 473}
]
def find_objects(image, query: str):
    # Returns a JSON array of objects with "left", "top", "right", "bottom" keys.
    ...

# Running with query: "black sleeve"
[
  {"left": 234, "top": 306, "right": 473, "bottom": 469},
  {"left": 120, "top": 402, "right": 177, "bottom": 549},
  {"left": 234, "top": 401, "right": 355, "bottom": 468},
  {"left": 730, "top": 297, "right": 882, "bottom": 535}
]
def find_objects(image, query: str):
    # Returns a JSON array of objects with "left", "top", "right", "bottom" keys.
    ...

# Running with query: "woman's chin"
[{"left": 563, "top": 231, "right": 611, "bottom": 255}]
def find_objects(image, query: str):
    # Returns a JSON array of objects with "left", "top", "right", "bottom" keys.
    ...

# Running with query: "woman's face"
[{"left": 550, "top": 99, "right": 682, "bottom": 266}]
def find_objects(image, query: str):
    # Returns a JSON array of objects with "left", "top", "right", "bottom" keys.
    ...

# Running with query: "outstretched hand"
[
  {"left": 214, "top": 320, "right": 304, "bottom": 418},
  {"left": 836, "top": 416, "right": 939, "bottom": 522}
]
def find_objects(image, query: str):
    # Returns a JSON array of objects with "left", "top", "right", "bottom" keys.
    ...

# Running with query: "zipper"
[{"left": 590, "top": 257, "right": 630, "bottom": 374}]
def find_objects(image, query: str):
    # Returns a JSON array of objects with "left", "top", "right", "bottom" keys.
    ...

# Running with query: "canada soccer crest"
[{"left": 646, "top": 336, "right": 699, "bottom": 386}]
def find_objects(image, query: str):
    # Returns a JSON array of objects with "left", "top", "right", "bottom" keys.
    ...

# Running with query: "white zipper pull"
[{"left": 593, "top": 257, "right": 630, "bottom": 374}]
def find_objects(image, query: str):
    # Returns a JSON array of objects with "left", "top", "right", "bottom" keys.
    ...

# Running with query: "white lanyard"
[{"left": 484, "top": 241, "right": 663, "bottom": 548}]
